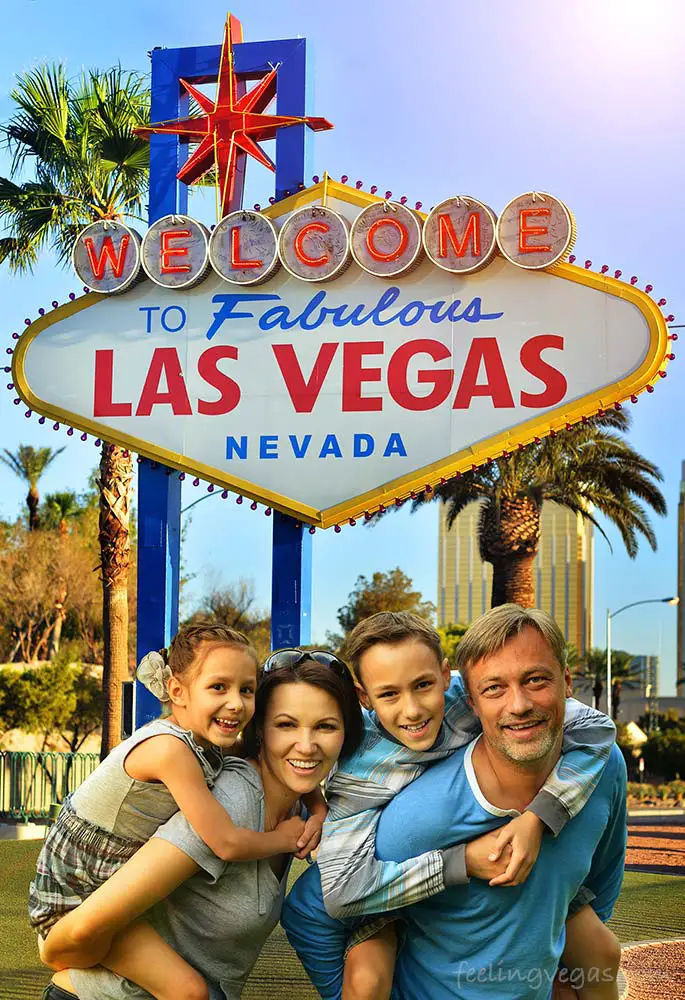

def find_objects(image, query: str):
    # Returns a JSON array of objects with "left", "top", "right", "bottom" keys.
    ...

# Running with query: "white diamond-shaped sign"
[{"left": 12, "top": 182, "right": 669, "bottom": 527}]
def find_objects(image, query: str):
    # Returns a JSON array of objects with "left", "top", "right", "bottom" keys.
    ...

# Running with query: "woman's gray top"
[{"left": 70, "top": 758, "right": 299, "bottom": 1000}]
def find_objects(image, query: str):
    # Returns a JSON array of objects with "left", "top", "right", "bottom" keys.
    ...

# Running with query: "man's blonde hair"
[{"left": 454, "top": 604, "right": 566, "bottom": 688}]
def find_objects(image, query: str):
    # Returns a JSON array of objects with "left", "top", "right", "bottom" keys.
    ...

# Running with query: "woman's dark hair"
[{"left": 242, "top": 657, "right": 364, "bottom": 761}]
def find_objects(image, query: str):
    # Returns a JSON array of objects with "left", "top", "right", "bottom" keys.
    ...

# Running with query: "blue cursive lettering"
[{"left": 205, "top": 289, "right": 503, "bottom": 339}]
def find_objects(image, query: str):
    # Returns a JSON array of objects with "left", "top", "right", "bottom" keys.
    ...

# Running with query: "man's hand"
[
  {"left": 464, "top": 830, "right": 513, "bottom": 882},
  {"left": 486, "top": 811, "right": 544, "bottom": 886},
  {"left": 295, "top": 813, "right": 325, "bottom": 859}
]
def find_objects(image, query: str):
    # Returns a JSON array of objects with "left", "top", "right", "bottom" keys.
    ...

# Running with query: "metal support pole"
[
  {"left": 271, "top": 512, "right": 312, "bottom": 649},
  {"left": 606, "top": 608, "right": 612, "bottom": 719},
  {"left": 135, "top": 465, "right": 182, "bottom": 726},
  {"left": 134, "top": 31, "right": 313, "bottom": 720},
  {"left": 133, "top": 47, "right": 187, "bottom": 727}
]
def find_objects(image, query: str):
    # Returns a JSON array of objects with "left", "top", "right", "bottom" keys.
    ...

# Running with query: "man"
[{"left": 285, "top": 605, "right": 626, "bottom": 1000}]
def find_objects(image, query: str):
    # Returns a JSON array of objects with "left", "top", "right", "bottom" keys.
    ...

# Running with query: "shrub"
[
  {"left": 642, "top": 730, "right": 685, "bottom": 781},
  {"left": 668, "top": 780, "right": 685, "bottom": 802}
]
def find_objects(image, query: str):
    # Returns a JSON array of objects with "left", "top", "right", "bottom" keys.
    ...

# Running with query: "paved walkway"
[
  {"left": 621, "top": 940, "right": 685, "bottom": 1000},
  {"left": 625, "top": 824, "right": 685, "bottom": 876}
]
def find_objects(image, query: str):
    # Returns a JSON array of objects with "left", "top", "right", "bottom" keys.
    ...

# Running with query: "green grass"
[
  {"left": 608, "top": 871, "right": 685, "bottom": 943},
  {"left": 1, "top": 842, "right": 683, "bottom": 1000}
]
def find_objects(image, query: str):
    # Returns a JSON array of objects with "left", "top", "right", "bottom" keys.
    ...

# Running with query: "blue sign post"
[{"left": 135, "top": 30, "right": 313, "bottom": 727}]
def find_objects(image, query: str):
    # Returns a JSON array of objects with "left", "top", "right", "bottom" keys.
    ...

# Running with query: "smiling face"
[
  {"left": 467, "top": 626, "right": 572, "bottom": 766},
  {"left": 357, "top": 639, "right": 451, "bottom": 750},
  {"left": 168, "top": 643, "right": 258, "bottom": 749},
  {"left": 260, "top": 681, "right": 346, "bottom": 795}
]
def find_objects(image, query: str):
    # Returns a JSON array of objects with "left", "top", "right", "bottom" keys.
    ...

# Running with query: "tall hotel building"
[
  {"left": 438, "top": 502, "right": 594, "bottom": 655},
  {"left": 678, "top": 461, "right": 685, "bottom": 695}
]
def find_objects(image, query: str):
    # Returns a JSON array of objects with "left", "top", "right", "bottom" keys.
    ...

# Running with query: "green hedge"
[{"left": 626, "top": 779, "right": 685, "bottom": 802}]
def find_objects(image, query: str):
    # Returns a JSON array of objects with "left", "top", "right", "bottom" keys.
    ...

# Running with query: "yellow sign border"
[{"left": 12, "top": 180, "right": 670, "bottom": 528}]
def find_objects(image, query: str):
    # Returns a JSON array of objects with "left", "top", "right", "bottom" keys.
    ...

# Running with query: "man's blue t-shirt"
[{"left": 374, "top": 740, "right": 627, "bottom": 1000}]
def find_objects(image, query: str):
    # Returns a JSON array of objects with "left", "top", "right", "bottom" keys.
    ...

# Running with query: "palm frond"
[
  {"left": 4, "top": 65, "right": 73, "bottom": 176},
  {"left": 0, "top": 445, "right": 66, "bottom": 486},
  {"left": 0, "top": 62, "right": 151, "bottom": 272}
]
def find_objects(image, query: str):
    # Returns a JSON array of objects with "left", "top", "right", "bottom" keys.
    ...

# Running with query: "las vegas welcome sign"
[{"left": 12, "top": 180, "right": 669, "bottom": 528}]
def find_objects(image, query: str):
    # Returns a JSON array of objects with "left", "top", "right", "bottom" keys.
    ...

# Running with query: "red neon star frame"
[{"left": 135, "top": 14, "right": 333, "bottom": 217}]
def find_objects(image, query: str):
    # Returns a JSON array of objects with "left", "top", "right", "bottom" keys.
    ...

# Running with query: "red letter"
[
  {"left": 273, "top": 343, "right": 338, "bottom": 413},
  {"left": 518, "top": 209, "right": 551, "bottom": 254},
  {"left": 342, "top": 342, "right": 384, "bottom": 411},
  {"left": 294, "top": 223, "right": 330, "bottom": 267},
  {"left": 160, "top": 229, "right": 191, "bottom": 273},
  {"left": 438, "top": 213, "right": 481, "bottom": 258},
  {"left": 453, "top": 339, "right": 515, "bottom": 409},
  {"left": 366, "top": 218, "right": 408, "bottom": 262},
  {"left": 230, "top": 227, "right": 262, "bottom": 270},
  {"left": 136, "top": 348, "right": 192, "bottom": 416},
  {"left": 520, "top": 335, "right": 566, "bottom": 407},
  {"left": 197, "top": 346, "right": 241, "bottom": 415},
  {"left": 84, "top": 235, "right": 130, "bottom": 280},
  {"left": 387, "top": 340, "right": 454, "bottom": 411},
  {"left": 93, "top": 350, "right": 132, "bottom": 416}
]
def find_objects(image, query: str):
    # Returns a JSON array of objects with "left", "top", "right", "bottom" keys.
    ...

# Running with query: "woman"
[{"left": 40, "top": 650, "right": 364, "bottom": 1000}]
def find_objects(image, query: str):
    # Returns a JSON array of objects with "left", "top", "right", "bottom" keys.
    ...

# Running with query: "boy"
[{"left": 282, "top": 610, "right": 620, "bottom": 1000}]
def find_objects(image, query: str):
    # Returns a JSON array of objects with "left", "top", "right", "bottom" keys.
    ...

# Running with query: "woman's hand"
[
  {"left": 486, "top": 811, "right": 545, "bottom": 886},
  {"left": 295, "top": 813, "right": 325, "bottom": 859}
]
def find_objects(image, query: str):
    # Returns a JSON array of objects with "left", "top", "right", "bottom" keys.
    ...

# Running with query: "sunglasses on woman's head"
[{"left": 262, "top": 648, "right": 350, "bottom": 679}]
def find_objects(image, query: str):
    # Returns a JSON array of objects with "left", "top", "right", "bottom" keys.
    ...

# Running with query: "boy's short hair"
[
  {"left": 343, "top": 611, "right": 443, "bottom": 685},
  {"left": 454, "top": 604, "right": 566, "bottom": 690}
]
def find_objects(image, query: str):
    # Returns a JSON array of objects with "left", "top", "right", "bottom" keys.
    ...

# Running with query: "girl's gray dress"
[{"left": 29, "top": 718, "right": 223, "bottom": 936}]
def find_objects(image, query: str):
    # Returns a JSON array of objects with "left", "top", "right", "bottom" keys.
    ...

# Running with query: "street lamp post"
[{"left": 605, "top": 597, "right": 679, "bottom": 719}]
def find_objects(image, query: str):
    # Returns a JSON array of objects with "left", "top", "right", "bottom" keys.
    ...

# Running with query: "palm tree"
[
  {"left": 418, "top": 411, "right": 665, "bottom": 608},
  {"left": 42, "top": 490, "right": 83, "bottom": 535},
  {"left": 0, "top": 445, "right": 65, "bottom": 529},
  {"left": 571, "top": 648, "right": 607, "bottom": 709},
  {"left": 41, "top": 491, "right": 84, "bottom": 659},
  {"left": 571, "top": 647, "right": 641, "bottom": 719},
  {"left": 0, "top": 64, "right": 150, "bottom": 754}
]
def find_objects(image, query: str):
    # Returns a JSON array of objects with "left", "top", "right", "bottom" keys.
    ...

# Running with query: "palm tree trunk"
[
  {"left": 27, "top": 486, "right": 39, "bottom": 530},
  {"left": 481, "top": 495, "right": 541, "bottom": 609},
  {"left": 98, "top": 445, "right": 133, "bottom": 758},
  {"left": 490, "top": 552, "right": 537, "bottom": 607},
  {"left": 48, "top": 586, "right": 67, "bottom": 660}
]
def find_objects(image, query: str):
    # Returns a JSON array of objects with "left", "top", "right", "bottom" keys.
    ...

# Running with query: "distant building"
[
  {"left": 437, "top": 501, "right": 594, "bottom": 654},
  {"left": 574, "top": 688, "right": 685, "bottom": 725},
  {"left": 633, "top": 654, "right": 660, "bottom": 698},
  {"left": 678, "top": 461, "right": 685, "bottom": 695}
]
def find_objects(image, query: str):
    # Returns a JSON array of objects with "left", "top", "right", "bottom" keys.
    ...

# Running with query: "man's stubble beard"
[{"left": 490, "top": 719, "right": 562, "bottom": 766}]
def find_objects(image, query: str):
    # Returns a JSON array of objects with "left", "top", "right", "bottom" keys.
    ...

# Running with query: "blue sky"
[{"left": 1, "top": 1, "right": 683, "bottom": 693}]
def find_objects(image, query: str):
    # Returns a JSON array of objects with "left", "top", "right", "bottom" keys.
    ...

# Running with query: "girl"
[
  {"left": 39, "top": 650, "right": 365, "bottom": 1000},
  {"left": 31, "top": 625, "right": 325, "bottom": 1000}
]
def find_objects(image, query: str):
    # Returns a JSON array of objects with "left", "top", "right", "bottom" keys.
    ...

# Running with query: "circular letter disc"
[
  {"left": 278, "top": 206, "right": 350, "bottom": 282},
  {"left": 422, "top": 196, "right": 497, "bottom": 275},
  {"left": 209, "top": 211, "right": 279, "bottom": 285},
  {"left": 350, "top": 202, "right": 423, "bottom": 278},
  {"left": 141, "top": 215, "right": 210, "bottom": 288},
  {"left": 496, "top": 192, "right": 576, "bottom": 270},
  {"left": 72, "top": 221, "right": 142, "bottom": 294}
]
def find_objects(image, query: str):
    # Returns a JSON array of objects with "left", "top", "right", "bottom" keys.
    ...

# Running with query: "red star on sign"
[{"left": 136, "top": 14, "right": 333, "bottom": 218}]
